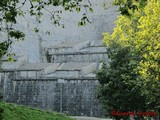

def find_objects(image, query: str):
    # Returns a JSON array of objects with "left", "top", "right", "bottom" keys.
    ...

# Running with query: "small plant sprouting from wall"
[{"left": 46, "top": 51, "right": 52, "bottom": 63}]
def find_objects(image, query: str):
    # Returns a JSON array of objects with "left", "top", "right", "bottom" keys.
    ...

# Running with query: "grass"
[{"left": 0, "top": 102, "right": 74, "bottom": 120}]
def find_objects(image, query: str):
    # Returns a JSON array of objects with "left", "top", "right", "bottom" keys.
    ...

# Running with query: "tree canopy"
[
  {"left": 113, "top": 0, "right": 147, "bottom": 16},
  {"left": 97, "top": 0, "right": 160, "bottom": 119}
]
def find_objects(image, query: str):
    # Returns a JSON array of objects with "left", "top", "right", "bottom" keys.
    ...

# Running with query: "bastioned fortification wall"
[
  {"left": 0, "top": 73, "right": 104, "bottom": 116},
  {"left": 0, "top": 40, "right": 109, "bottom": 116},
  {"left": 0, "top": 0, "right": 119, "bottom": 117}
]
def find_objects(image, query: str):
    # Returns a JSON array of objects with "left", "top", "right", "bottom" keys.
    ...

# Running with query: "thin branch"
[
  {"left": 0, "top": 11, "right": 4, "bottom": 17},
  {"left": 40, "top": 4, "right": 56, "bottom": 22},
  {"left": 29, "top": 0, "right": 34, "bottom": 8},
  {"left": 87, "top": 0, "right": 92, "bottom": 6},
  {"left": 5, "top": 21, "right": 10, "bottom": 43},
  {"left": 16, "top": 0, "right": 27, "bottom": 9}
]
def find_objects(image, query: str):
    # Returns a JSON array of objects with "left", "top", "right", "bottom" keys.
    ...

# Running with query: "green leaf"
[
  {"left": 33, "top": 27, "right": 39, "bottom": 33},
  {"left": 9, "top": 30, "right": 25, "bottom": 40},
  {"left": 76, "top": 7, "right": 80, "bottom": 12},
  {"left": 45, "top": 31, "right": 50, "bottom": 35},
  {"left": 89, "top": 7, "right": 93, "bottom": 12}
]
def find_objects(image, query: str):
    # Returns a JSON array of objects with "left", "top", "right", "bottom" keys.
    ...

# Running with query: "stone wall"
[
  {"left": 50, "top": 53, "right": 108, "bottom": 63},
  {"left": 0, "top": 72, "right": 106, "bottom": 117},
  {"left": 0, "top": 0, "right": 118, "bottom": 115},
  {"left": 6, "top": 0, "right": 118, "bottom": 63}
]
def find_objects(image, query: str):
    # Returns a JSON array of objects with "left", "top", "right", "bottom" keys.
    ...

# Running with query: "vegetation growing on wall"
[{"left": 97, "top": 0, "right": 160, "bottom": 119}]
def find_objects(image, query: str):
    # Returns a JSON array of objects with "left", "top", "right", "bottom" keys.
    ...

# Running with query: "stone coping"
[
  {"left": 90, "top": 40, "right": 106, "bottom": 47},
  {"left": 0, "top": 69, "right": 16, "bottom": 72},
  {"left": 49, "top": 40, "right": 90, "bottom": 49},
  {"left": 0, "top": 69, "right": 43, "bottom": 72},
  {"left": 55, "top": 69, "right": 81, "bottom": 71},
  {"left": 79, "top": 47, "right": 106, "bottom": 52},
  {"left": 17, "top": 63, "right": 60, "bottom": 71},
  {"left": 49, "top": 40, "right": 106, "bottom": 49},
  {"left": 57, "top": 63, "right": 91, "bottom": 71},
  {"left": 0, "top": 62, "right": 98, "bottom": 72},
  {"left": 1, "top": 55, "right": 24, "bottom": 61},
  {"left": 13, "top": 77, "right": 98, "bottom": 81},
  {"left": 49, "top": 51, "right": 107, "bottom": 55}
]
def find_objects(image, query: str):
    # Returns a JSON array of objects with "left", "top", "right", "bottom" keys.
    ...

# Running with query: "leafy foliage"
[
  {"left": 113, "top": 0, "right": 147, "bottom": 16},
  {"left": 97, "top": 42, "right": 146, "bottom": 120},
  {"left": 134, "top": 0, "right": 160, "bottom": 112},
  {"left": 97, "top": 0, "right": 160, "bottom": 119},
  {"left": 0, "top": 42, "right": 10, "bottom": 58},
  {"left": 0, "top": 107, "right": 4, "bottom": 120}
]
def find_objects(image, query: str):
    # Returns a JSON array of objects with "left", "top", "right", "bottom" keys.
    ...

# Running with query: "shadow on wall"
[
  {"left": 0, "top": 90, "right": 3, "bottom": 101},
  {"left": 0, "top": 90, "right": 4, "bottom": 120}
]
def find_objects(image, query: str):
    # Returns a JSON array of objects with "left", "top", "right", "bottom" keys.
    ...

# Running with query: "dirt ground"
[{"left": 70, "top": 116, "right": 112, "bottom": 120}]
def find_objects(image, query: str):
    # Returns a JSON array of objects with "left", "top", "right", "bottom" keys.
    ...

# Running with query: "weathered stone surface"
[
  {"left": 19, "top": 63, "right": 60, "bottom": 71},
  {"left": 48, "top": 70, "right": 81, "bottom": 78},
  {"left": 1, "top": 74, "right": 106, "bottom": 117},
  {"left": 90, "top": 40, "right": 106, "bottom": 47},
  {"left": 51, "top": 40, "right": 90, "bottom": 49},
  {"left": 79, "top": 47, "right": 107, "bottom": 53},
  {"left": 45, "top": 63, "right": 98, "bottom": 78},
  {"left": 11, "top": 63, "right": 60, "bottom": 78},
  {"left": 57, "top": 63, "right": 90, "bottom": 71},
  {"left": 81, "top": 63, "right": 98, "bottom": 75},
  {"left": 48, "top": 40, "right": 91, "bottom": 55},
  {"left": 1, "top": 55, "right": 27, "bottom": 69},
  {"left": 48, "top": 40, "right": 108, "bottom": 63},
  {"left": 0, "top": 39, "right": 109, "bottom": 117},
  {"left": 3, "top": 0, "right": 118, "bottom": 63},
  {"left": 51, "top": 53, "right": 108, "bottom": 63},
  {"left": 0, "top": 0, "right": 118, "bottom": 117}
]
